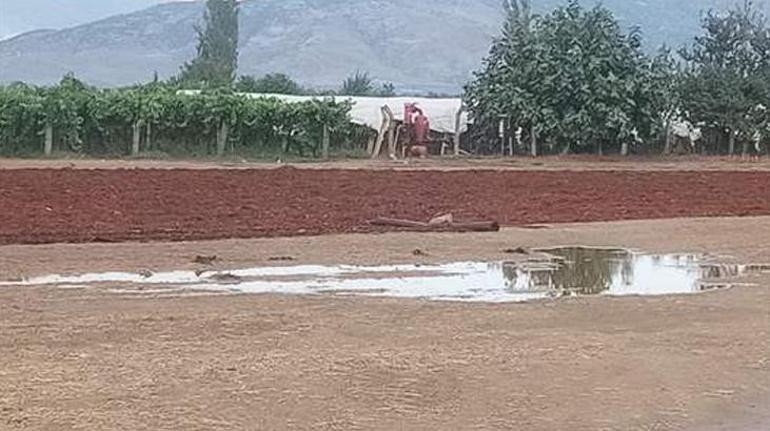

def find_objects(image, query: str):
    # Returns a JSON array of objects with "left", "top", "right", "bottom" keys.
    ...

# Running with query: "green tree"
[
  {"left": 235, "top": 73, "right": 303, "bottom": 94},
  {"left": 679, "top": 1, "right": 770, "bottom": 155},
  {"left": 179, "top": 0, "right": 239, "bottom": 88},
  {"left": 340, "top": 71, "right": 374, "bottom": 96},
  {"left": 465, "top": 0, "right": 658, "bottom": 155}
]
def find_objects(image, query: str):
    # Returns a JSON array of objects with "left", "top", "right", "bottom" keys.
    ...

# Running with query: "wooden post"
[
  {"left": 621, "top": 141, "right": 629, "bottom": 156},
  {"left": 131, "top": 121, "right": 141, "bottom": 156},
  {"left": 664, "top": 121, "right": 673, "bottom": 155},
  {"left": 530, "top": 124, "right": 537, "bottom": 157},
  {"left": 216, "top": 121, "right": 229, "bottom": 157},
  {"left": 146, "top": 122, "right": 152, "bottom": 151},
  {"left": 453, "top": 106, "right": 464, "bottom": 156},
  {"left": 387, "top": 117, "right": 397, "bottom": 159},
  {"left": 322, "top": 124, "right": 330, "bottom": 159},
  {"left": 372, "top": 106, "right": 393, "bottom": 158},
  {"left": 44, "top": 123, "right": 53, "bottom": 156}
]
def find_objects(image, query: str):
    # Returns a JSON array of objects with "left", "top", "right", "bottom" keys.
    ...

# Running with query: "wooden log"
[
  {"left": 369, "top": 217, "right": 500, "bottom": 232},
  {"left": 369, "top": 217, "right": 428, "bottom": 228}
]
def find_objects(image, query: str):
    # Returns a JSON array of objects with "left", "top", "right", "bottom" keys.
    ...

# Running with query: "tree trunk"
[
  {"left": 742, "top": 135, "right": 749, "bottom": 157},
  {"left": 499, "top": 119, "right": 506, "bottom": 156},
  {"left": 44, "top": 123, "right": 53, "bottom": 156},
  {"left": 621, "top": 141, "right": 629, "bottom": 156},
  {"left": 530, "top": 124, "right": 537, "bottom": 157},
  {"left": 728, "top": 129, "right": 736, "bottom": 155},
  {"left": 597, "top": 141, "right": 603, "bottom": 156},
  {"left": 322, "top": 124, "right": 330, "bottom": 159},
  {"left": 366, "top": 135, "right": 375, "bottom": 155},
  {"left": 131, "top": 121, "right": 141, "bottom": 156},
  {"left": 216, "top": 121, "right": 229, "bottom": 157},
  {"left": 663, "top": 122, "right": 673, "bottom": 155}
]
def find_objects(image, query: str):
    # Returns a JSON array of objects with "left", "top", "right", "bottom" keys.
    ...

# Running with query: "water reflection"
[{"left": 502, "top": 247, "right": 751, "bottom": 297}]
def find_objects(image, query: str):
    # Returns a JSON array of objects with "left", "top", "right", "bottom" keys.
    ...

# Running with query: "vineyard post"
[
  {"left": 132, "top": 121, "right": 141, "bottom": 156},
  {"left": 44, "top": 123, "right": 53, "bottom": 156},
  {"left": 217, "top": 121, "right": 229, "bottom": 157},
  {"left": 146, "top": 122, "right": 152, "bottom": 151},
  {"left": 322, "top": 124, "right": 330, "bottom": 159}
]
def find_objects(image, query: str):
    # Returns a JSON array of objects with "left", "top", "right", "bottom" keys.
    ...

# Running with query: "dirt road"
[
  {"left": 1, "top": 217, "right": 769, "bottom": 430},
  {"left": 2, "top": 167, "right": 770, "bottom": 245}
]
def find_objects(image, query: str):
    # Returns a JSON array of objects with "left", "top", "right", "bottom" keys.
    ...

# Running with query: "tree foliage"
[
  {"left": 339, "top": 71, "right": 397, "bottom": 97},
  {"left": 679, "top": 1, "right": 770, "bottom": 154},
  {"left": 466, "top": 0, "right": 663, "bottom": 155},
  {"left": 179, "top": 0, "right": 239, "bottom": 88},
  {"left": 235, "top": 73, "right": 304, "bottom": 95}
]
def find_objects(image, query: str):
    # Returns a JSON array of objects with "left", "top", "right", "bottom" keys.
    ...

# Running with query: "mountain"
[
  {"left": 0, "top": 0, "right": 167, "bottom": 40},
  {"left": 0, "top": 0, "right": 767, "bottom": 92}
]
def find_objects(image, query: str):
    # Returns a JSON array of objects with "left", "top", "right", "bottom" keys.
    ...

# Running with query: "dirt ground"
[
  {"left": 3, "top": 167, "right": 770, "bottom": 245},
  {"left": 3, "top": 155, "right": 770, "bottom": 172},
  {"left": 1, "top": 217, "right": 769, "bottom": 430}
]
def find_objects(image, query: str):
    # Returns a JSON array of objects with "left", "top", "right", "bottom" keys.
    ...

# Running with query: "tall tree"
[
  {"left": 679, "top": 1, "right": 770, "bottom": 154},
  {"left": 340, "top": 71, "right": 374, "bottom": 96},
  {"left": 180, "top": 0, "right": 239, "bottom": 88},
  {"left": 466, "top": 0, "right": 654, "bottom": 155}
]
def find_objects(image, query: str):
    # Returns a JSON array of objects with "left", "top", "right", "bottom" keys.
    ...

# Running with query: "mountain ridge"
[{"left": 1, "top": 0, "right": 767, "bottom": 91}]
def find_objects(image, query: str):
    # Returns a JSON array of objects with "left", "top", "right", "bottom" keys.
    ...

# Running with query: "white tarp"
[{"left": 242, "top": 93, "right": 468, "bottom": 134}]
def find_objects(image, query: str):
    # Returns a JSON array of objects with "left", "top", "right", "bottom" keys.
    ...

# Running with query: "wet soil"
[{"left": 2, "top": 168, "right": 770, "bottom": 245}]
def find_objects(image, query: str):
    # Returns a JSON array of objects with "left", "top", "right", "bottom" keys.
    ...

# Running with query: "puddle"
[{"left": 1, "top": 248, "right": 766, "bottom": 302}]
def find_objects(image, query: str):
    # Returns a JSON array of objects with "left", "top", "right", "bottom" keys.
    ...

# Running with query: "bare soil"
[
  {"left": 1, "top": 218, "right": 769, "bottom": 430},
  {"left": 2, "top": 167, "right": 770, "bottom": 245}
]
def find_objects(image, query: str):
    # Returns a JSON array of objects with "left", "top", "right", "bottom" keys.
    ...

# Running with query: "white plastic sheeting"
[{"left": 242, "top": 93, "right": 468, "bottom": 134}]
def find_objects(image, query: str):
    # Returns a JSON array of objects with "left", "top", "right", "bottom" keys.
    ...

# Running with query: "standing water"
[{"left": 1, "top": 248, "right": 765, "bottom": 302}]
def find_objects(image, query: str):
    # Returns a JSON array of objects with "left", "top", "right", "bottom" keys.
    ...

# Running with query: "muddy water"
[{"left": 1, "top": 248, "right": 766, "bottom": 302}]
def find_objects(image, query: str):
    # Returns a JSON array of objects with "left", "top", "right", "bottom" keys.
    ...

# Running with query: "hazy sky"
[
  {"left": 1, "top": 0, "right": 768, "bottom": 41},
  {"left": 0, "top": 0, "right": 181, "bottom": 39}
]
